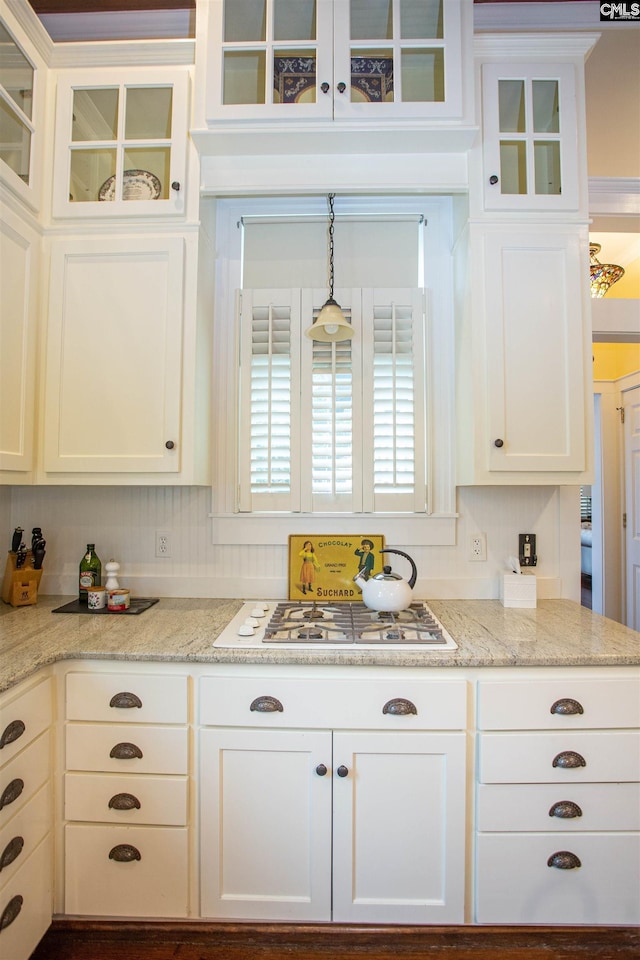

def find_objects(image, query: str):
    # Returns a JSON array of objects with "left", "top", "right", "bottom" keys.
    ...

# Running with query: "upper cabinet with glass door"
[
  {"left": 481, "top": 62, "right": 580, "bottom": 212},
  {"left": 205, "top": 0, "right": 465, "bottom": 124},
  {"left": 52, "top": 68, "right": 188, "bottom": 218},
  {"left": 0, "top": 20, "right": 37, "bottom": 204}
]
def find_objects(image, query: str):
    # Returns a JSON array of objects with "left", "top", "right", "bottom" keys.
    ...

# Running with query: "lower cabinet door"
[
  {"left": 476, "top": 833, "right": 640, "bottom": 925},
  {"left": 65, "top": 824, "right": 188, "bottom": 917},
  {"left": 199, "top": 727, "right": 332, "bottom": 921},
  {"left": 0, "top": 835, "right": 52, "bottom": 960},
  {"left": 332, "top": 731, "right": 466, "bottom": 924}
]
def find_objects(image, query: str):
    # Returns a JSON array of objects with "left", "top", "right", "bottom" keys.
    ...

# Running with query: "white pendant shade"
[{"left": 305, "top": 298, "right": 353, "bottom": 342}]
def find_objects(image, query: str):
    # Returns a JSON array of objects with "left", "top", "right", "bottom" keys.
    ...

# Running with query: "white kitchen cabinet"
[
  {"left": 52, "top": 67, "right": 189, "bottom": 219},
  {"left": 41, "top": 232, "right": 209, "bottom": 483},
  {"left": 475, "top": 675, "right": 640, "bottom": 925},
  {"left": 203, "top": 0, "right": 466, "bottom": 125},
  {"left": 0, "top": 675, "right": 53, "bottom": 960},
  {"left": 199, "top": 670, "right": 467, "bottom": 923},
  {"left": 456, "top": 224, "right": 591, "bottom": 484},
  {"left": 0, "top": 204, "right": 39, "bottom": 482},
  {"left": 63, "top": 669, "right": 190, "bottom": 917}
]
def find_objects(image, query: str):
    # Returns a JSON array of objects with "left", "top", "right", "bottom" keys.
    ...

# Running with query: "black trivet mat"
[{"left": 52, "top": 598, "right": 159, "bottom": 615}]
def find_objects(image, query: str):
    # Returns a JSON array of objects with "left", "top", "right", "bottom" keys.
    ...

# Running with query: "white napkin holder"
[{"left": 501, "top": 573, "right": 537, "bottom": 608}]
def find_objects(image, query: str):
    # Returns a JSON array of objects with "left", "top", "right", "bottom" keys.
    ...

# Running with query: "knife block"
[{"left": 2, "top": 552, "right": 43, "bottom": 607}]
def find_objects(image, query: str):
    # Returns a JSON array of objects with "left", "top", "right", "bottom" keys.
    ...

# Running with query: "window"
[
  {"left": 238, "top": 287, "right": 426, "bottom": 514},
  {"left": 211, "top": 195, "right": 456, "bottom": 544},
  {"left": 0, "top": 21, "right": 35, "bottom": 186}
]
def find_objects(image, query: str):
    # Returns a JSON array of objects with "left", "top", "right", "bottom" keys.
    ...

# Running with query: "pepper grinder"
[{"left": 104, "top": 559, "right": 120, "bottom": 592}]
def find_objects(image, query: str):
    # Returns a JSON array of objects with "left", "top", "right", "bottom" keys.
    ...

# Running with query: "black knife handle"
[{"left": 11, "top": 528, "right": 23, "bottom": 553}]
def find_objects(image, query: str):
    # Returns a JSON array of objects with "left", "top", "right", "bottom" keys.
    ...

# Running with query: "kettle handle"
[{"left": 380, "top": 549, "right": 417, "bottom": 590}]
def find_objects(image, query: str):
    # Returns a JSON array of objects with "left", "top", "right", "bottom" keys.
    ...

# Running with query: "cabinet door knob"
[
  {"left": 0, "top": 894, "right": 23, "bottom": 931},
  {"left": 0, "top": 836, "right": 24, "bottom": 873},
  {"left": 0, "top": 720, "right": 25, "bottom": 750},
  {"left": 250, "top": 695, "right": 284, "bottom": 713},
  {"left": 494, "top": 438, "right": 504, "bottom": 448},
  {"left": 382, "top": 698, "right": 417, "bottom": 716},
  {"left": 337, "top": 82, "right": 347, "bottom": 93},
  {"left": 337, "top": 765, "right": 349, "bottom": 778},
  {"left": 315, "top": 764, "right": 328, "bottom": 777},
  {"left": 547, "top": 850, "right": 581, "bottom": 870},
  {"left": 320, "top": 82, "right": 330, "bottom": 94},
  {"left": 548, "top": 800, "right": 583, "bottom": 819},
  {"left": 0, "top": 778, "right": 24, "bottom": 811},
  {"left": 109, "top": 742, "right": 143, "bottom": 760},
  {"left": 109, "top": 792, "right": 141, "bottom": 811},
  {"left": 165, "top": 440, "right": 175, "bottom": 450},
  {"left": 109, "top": 844, "right": 142, "bottom": 863},
  {"left": 171, "top": 181, "right": 181, "bottom": 191},
  {"left": 109, "top": 692, "right": 142, "bottom": 710},
  {"left": 552, "top": 750, "right": 586, "bottom": 769},
  {"left": 550, "top": 698, "right": 584, "bottom": 716},
  {"left": 489, "top": 174, "right": 499, "bottom": 185}
]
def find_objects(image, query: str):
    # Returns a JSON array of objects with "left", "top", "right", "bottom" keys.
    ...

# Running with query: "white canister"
[
  {"left": 87, "top": 586, "right": 107, "bottom": 610},
  {"left": 107, "top": 588, "right": 130, "bottom": 612}
]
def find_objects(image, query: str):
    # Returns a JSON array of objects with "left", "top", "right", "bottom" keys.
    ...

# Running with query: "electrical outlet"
[
  {"left": 470, "top": 533, "right": 487, "bottom": 562},
  {"left": 155, "top": 531, "right": 172, "bottom": 558}
]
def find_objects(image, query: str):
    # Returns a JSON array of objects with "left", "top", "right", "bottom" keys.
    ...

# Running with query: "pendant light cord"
[{"left": 328, "top": 193, "right": 335, "bottom": 301}]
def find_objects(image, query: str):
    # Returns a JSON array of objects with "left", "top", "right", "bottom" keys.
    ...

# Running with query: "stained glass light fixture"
[
  {"left": 590, "top": 243, "right": 625, "bottom": 298},
  {"left": 305, "top": 194, "right": 353, "bottom": 342}
]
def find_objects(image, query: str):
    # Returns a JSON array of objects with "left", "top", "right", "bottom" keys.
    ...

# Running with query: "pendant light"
[
  {"left": 305, "top": 194, "right": 353, "bottom": 342},
  {"left": 590, "top": 243, "right": 625, "bottom": 298}
]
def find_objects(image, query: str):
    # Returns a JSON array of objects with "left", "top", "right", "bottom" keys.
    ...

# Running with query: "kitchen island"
[{"left": 1, "top": 597, "right": 638, "bottom": 960}]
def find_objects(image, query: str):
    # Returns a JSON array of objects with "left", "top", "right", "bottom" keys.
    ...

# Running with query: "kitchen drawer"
[
  {"left": 65, "top": 772, "right": 188, "bottom": 825},
  {"left": 477, "top": 678, "right": 640, "bottom": 731},
  {"left": 199, "top": 677, "right": 467, "bottom": 730},
  {"left": 66, "top": 672, "right": 188, "bottom": 724},
  {"left": 0, "top": 835, "right": 52, "bottom": 960},
  {"left": 478, "top": 731, "right": 640, "bottom": 784},
  {"left": 66, "top": 724, "right": 188, "bottom": 775},
  {"left": 477, "top": 782, "right": 640, "bottom": 832},
  {"left": 1, "top": 732, "right": 50, "bottom": 826},
  {"left": 0, "top": 783, "right": 51, "bottom": 892},
  {"left": 476, "top": 833, "right": 640, "bottom": 925},
  {"left": 0, "top": 676, "right": 52, "bottom": 768},
  {"left": 65, "top": 823, "right": 188, "bottom": 917}
]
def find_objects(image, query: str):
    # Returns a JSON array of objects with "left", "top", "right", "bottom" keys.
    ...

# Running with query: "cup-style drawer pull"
[
  {"left": 0, "top": 778, "right": 24, "bottom": 811},
  {"left": 0, "top": 836, "right": 24, "bottom": 872},
  {"left": 109, "top": 844, "right": 141, "bottom": 863},
  {"left": 110, "top": 742, "right": 143, "bottom": 760},
  {"left": 0, "top": 894, "right": 23, "bottom": 931},
  {"left": 550, "top": 698, "right": 584, "bottom": 716},
  {"left": 109, "top": 692, "right": 142, "bottom": 710},
  {"left": 108, "top": 793, "right": 141, "bottom": 811},
  {"left": 0, "top": 720, "right": 25, "bottom": 750},
  {"left": 552, "top": 751, "right": 586, "bottom": 769},
  {"left": 250, "top": 696, "right": 284, "bottom": 713},
  {"left": 547, "top": 850, "right": 581, "bottom": 870},
  {"left": 382, "top": 698, "right": 418, "bottom": 716},
  {"left": 549, "top": 800, "right": 583, "bottom": 819}
]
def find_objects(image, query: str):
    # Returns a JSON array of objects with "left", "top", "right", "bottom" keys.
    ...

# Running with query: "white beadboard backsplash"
[{"left": 6, "top": 484, "right": 580, "bottom": 601}]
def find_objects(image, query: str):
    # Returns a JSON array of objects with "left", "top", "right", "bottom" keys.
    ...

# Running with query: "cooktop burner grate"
[{"left": 262, "top": 601, "right": 446, "bottom": 645}]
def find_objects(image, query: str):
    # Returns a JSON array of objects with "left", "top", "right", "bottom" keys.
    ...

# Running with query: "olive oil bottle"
[{"left": 79, "top": 543, "right": 101, "bottom": 603}]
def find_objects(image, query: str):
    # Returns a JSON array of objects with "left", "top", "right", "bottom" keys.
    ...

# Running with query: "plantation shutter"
[{"left": 237, "top": 289, "right": 300, "bottom": 512}]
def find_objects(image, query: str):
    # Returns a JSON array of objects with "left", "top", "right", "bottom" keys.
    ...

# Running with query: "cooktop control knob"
[
  {"left": 238, "top": 624, "right": 255, "bottom": 636},
  {"left": 244, "top": 617, "right": 260, "bottom": 627},
  {"left": 251, "top": 606, "right": 267, "bottom": 617}
]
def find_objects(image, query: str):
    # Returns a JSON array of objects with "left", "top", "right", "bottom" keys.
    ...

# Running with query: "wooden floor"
[{"left": 30, "top": 920, "right": 640, "bottom": 960}]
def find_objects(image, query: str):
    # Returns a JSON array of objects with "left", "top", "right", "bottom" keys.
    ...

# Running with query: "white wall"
[{"left": 7, "top": 483, "right": 578, "bottom": 601}]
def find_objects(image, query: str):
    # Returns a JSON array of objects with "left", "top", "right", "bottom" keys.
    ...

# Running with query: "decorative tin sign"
[{"left": 288, "top": 534, "right": 385, "bottom": 602}]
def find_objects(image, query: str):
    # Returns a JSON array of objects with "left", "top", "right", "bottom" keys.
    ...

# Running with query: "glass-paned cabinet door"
[
  {"left": 482, "top": 62, "right": 579, "bottom": 211},
  {"left": 53, "top": 69, "right": 188, "bottom": 218},
  {"left": 0, "top": 21, "right": 36, "bottom": 193},
  {"left": 210, "top": 0, "right": 334, "bottom": 120},
  {"left": 332, "top": 0, "right": 463, "bottom": 120}
]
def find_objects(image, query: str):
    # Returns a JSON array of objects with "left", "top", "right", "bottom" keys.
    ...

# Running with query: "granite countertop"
[{"left": 1, "top": 596, "right": 638, "bottom": 693}]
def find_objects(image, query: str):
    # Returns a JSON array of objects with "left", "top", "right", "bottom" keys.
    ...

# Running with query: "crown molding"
[
  {"left": 589, "top": 177, "right": 640, "bottom": 217},
  {"left": 474, "top": 31, "right": 600, "bottom": 59},
  {"left": 47, "top": 36, "right": 194, "bottom": 68},
  {"left": 475, "top": 1, "right": 606, "bottom": 31}
]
